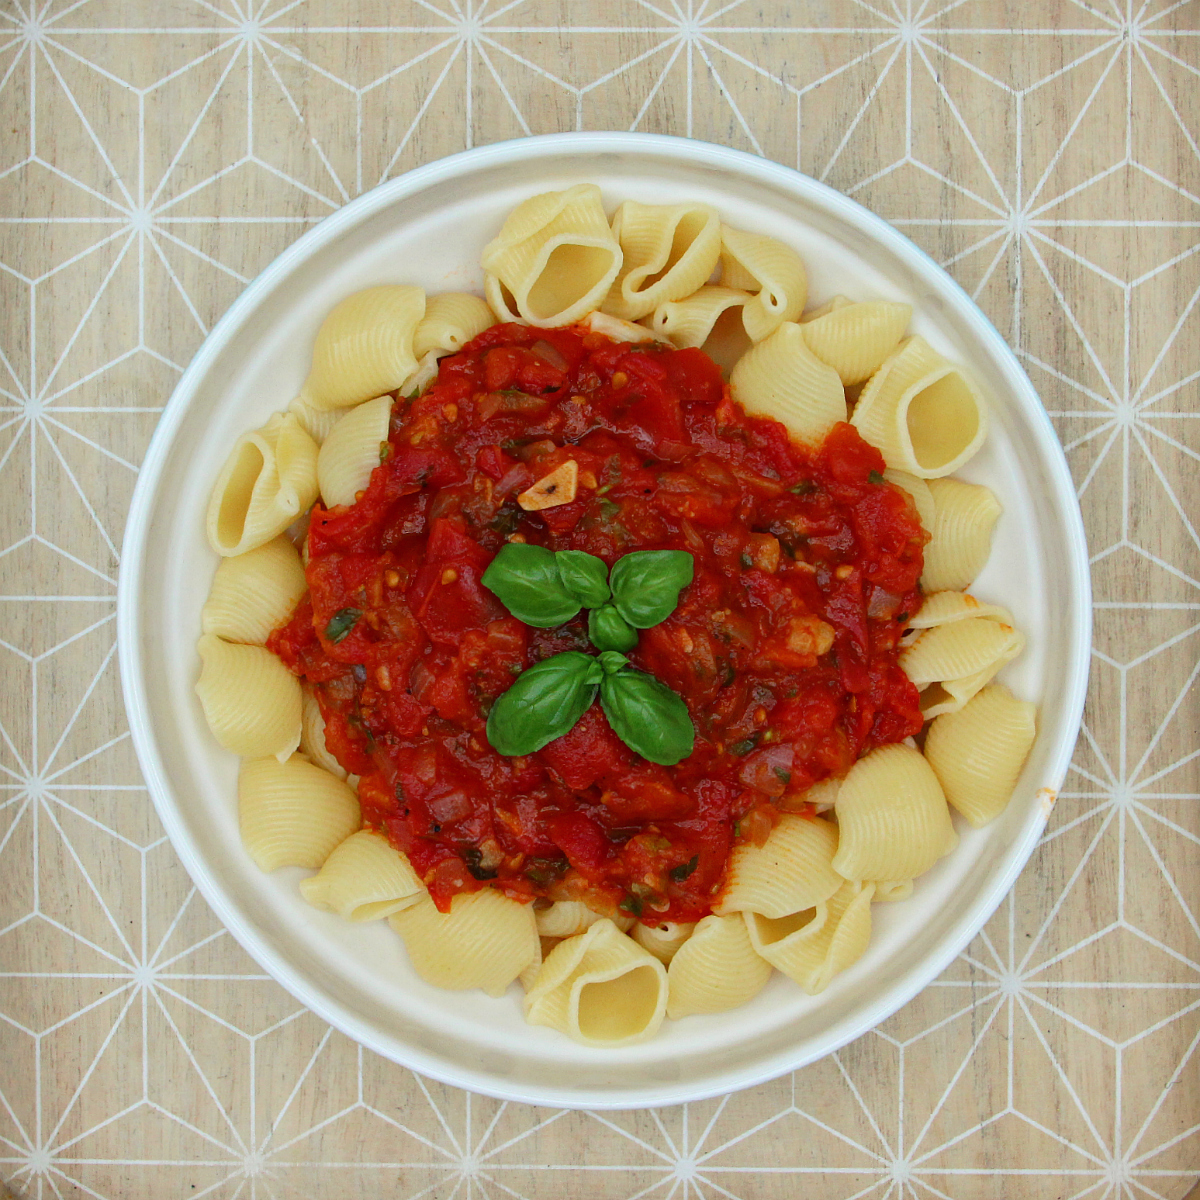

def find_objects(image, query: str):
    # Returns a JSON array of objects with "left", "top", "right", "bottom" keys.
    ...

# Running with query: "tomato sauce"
[{"left": 269, "top": 324, "right": 927, "bottom": 924}]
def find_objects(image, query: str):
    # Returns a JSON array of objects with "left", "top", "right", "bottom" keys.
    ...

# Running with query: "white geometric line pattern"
[{"left": 1, "top": 0, "right": 1198, "bottom": 1196}]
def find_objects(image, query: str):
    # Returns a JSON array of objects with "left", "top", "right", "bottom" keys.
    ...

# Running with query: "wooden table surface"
[{"left": 1, "top": 1, "right": 1198, "bottom": 1197}]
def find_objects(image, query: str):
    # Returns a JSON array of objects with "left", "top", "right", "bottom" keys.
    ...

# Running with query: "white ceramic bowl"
[{"left": 118, "top": 132, "right": 1090, "bottom": 1109}]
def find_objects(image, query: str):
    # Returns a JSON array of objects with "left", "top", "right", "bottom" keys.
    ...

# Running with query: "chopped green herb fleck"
[
  {"left": 868, "top": 469, "right": 885, "bottom": 484},
  {"left": 619, "top": 894, "right": 643, "bottom": 917},
  {"left": 325, "top": 608, "right": 362, "bottom": 643},
  {"left": 669, "top": 855, "right": 700, "bottom": 883}
]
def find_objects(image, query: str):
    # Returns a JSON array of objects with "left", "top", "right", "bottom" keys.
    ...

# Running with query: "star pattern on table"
[{"left": 1, "top": 0, "right": 1197, "bottom": 1196}]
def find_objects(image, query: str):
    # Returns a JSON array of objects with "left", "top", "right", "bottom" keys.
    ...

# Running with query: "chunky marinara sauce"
[{"left": 269, "top": 323, "right": 927, "bottom": 925}]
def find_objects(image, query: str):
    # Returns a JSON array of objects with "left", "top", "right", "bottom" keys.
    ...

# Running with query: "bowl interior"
[{"left": 119, "top": 134, "right": 1089, "bottom": 1108}]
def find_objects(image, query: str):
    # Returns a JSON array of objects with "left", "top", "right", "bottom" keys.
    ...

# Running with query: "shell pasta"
[{"left": 196, "top": 184, "right": 1038, "bottom": 1046}]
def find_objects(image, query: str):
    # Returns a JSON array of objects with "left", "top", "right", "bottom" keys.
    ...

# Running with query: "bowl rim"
[{"left": 117, "top": 130, "right": 1092, "bottom": 1109}]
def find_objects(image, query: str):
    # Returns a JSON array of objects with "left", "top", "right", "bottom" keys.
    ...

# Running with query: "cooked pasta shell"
[
  {"left": 908, "top": 590, "right": 1012, "bottom": 630},
  {"left": 873, "top": 879, "right": 913, "bottom": 902},
  {"left": 832, "top": 744, "right": 956, "bottom": 881},
  {"left": 300, "top": 688, "right": 347, "bottom": 780},
  {"left": 924, "top": 683, "right": 1037, "bottom": 827},
  {"left": 481, "top": 184, "right": 622, "bottom": 328},
  {"left": 851, "top": 336, "right": 988, "bottom": 477},
  {"left": 585, "top": 310, "right": 660, "bottom": 344},
  {"left": 206, "top": 412, "right": 319, "bottom": 557},
  {"left": 918, "top": 636, "right": 1026, "bottom": 719},
  {"left": 519, "top": 935, "right": 545, "bottom": 992},
  {"left": 535, "top": 900, "right": 605, "bottom": 938},
  {"left": 632, "top": 920, "right": 697, "bottom": 964},
  {"left": 484, "top": 272, "right": 523, "bottom": 324},
  {"left": 744, "top": 880, "right": 875, "bottom": 994},
  {"left": 288, "top": 392, "right": 343, "bottom": 444},
  {"left": 900, "top": 616, "right": 1023, "bottom": 691},
  {"left": 239, "top": 753, "right": 361, "bottom": 872},
  {"left": 883, "top": 468, "right": 936, "bottom": 530},
  {"left": 604, "top": 201, "right": 722, "bottom": 320},
  {"left": 195, "top": 633, "right": 302, "bottom": 762},
  {"left": 714, "top": 814, "right": 842, "bottom": 919},
  {"left": 389, "top": 889, "right": 539, "bottom": 998},
  {"left": 718, "top": 224, "right": 807, "bottom": 341},
  {"left": 300, "top": 284, "right": 425, "bottom": 411},
  {"left": 666, "top": 914, "right": 772, "bottom": 1018},
  {"left": 800, "top": 300, "right": 912, "bottom": 385},
  {"left": 524, "top": 918, "right": 668, "bottom": 1046},
  {"left": 412, "top": 292, "right": 494, "bottom": 359},
  {"left": 730, "top": 321, "right": 847, "bottom": 447},
  {"left": 645, "top": 284, "right": 754, "bottom": 375},
  {"left": 399, "top": 350, "right": 443, "bottom": 400},
  {"left": 316, "top": 394, "right": 392, "bottom": 509},
  {"left": 801, "top": 294, "right": 852, "bottom": 322},
  {"left": 201, "top": 536, "right": 306, "bottom": 646},
  {"left": 921, "top": 477, "right": 1002, "bottom": 592},
  {"left": 300, "top": 829, "right": 425, "bottom": 921}
]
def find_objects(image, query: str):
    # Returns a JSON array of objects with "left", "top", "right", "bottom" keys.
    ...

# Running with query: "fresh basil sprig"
[
  {"left": 486, "top": 648, "right": 694, "bottom": 765},
  {"left": 485, "top": 651, "right": 603, "bottom": 755},
  {"left": 608, "top": 550, "right": 694, "bottom": 629}
]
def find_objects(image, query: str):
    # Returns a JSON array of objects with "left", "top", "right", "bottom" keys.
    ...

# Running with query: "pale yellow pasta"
[
  {"left": 195, "top": 633, "right": 302, "bottom": 762},
  {"left": 831, "top": 744, "right": 957, "bottom": 881},
  {"left": 483, "top": 273, "right": 522, "bottom": 324},
  {"left": 632, "top": 920, "right": 696, "bottom": 964},
  {"left": 300, "top": 829, "right": 425, "bottom": 920},
  {"left": 201, "top": 536, "right": 307, "bottom": 646},
  {"left": 718, "top": 224, "right": 807, "bottom": 341},
  {"left": 730, "top": 321, "right": 847, "bottom": 446},
  {"left": 584, "top": 310, "right": 659, "bottom": 344},
  {"left": 804, "top": 776, "right": 840, "bottom": 812},
  {"left": 481, "top": 185, "right": 622, "bottom": 328},
  {"left": 851, "top": 336, "right": 988, "bottom": 477},
  {"left": 924, "top": 684, "right": 1037, "bottom": 827},
  {"left": 300, "top": 689, "right": 346, "bottom": 780},
  {"left": 299, "top": 285, "right": 425, "bottom": 411},
  {"left": 645, "top": 285, "right": 754, "bottom": 375},
  {"left": 389, "top": 889, "right": 539, "bottom": 997},
  {"left": 412, "top": 292, "right": 494, "bottom": 359},
  {"left": 524, "top": 919, "right": 668, "bottom": 1046},
  {"left": 399, "top": 350, "right": 442, "bottom": 399},
  {"left": 800, "top": 300, "right": 912, "bottom": 385},
  {"left": 883, "top": 468, "right": 936, "bottom": 530},
  {"left": 535, "top": 900, "right": 604, "bottom": 938},
  {"left": 238, "top": 754, "right": 361, "bottom": 872},
  {"left": 908, "top": 590, "right": 1012, "bottom": 630},
  {"left": 316, "top": 395, "right": 392, "bottom": 509},
  {"left": 519, "top": 936, "right": 544, "bottom": 992},
  {"left": 604, "top": 201, "right": 721, "bottom": 320},
  {"left": 206, "top": 412, "right": 319, "bottom": 557},
  {"left": 666, "top": 914, "right": 772, "bottom": 1019},
  {"left": 288, "top": 392, "right": 343, "bottom": 444},
  {"left": 900, "top": 616, "right": 1025, "bottom": 717},
  {"left": 714, "top": 814, "right": 842, "bottom": 919},
  {"left": 744, "top": 881, "right": 875, "bottom": 994},
  {"left": 801, "top": 294, "right": 852, "bottom": 322},
  {"left": 921, "top": 477, "right": 1002, "bottom": 592}
]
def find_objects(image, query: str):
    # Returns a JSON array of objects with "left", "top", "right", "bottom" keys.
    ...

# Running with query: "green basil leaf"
[
  {"left": 556, "top": 549, "right": 611, "bottom": 608},
  {"left": 588, "top": 604, "right": 638, "bottom": 653},
  {"left": 608, "top": 549, "right": 694, "bottom": 629},
  {"left": 485, "top": 651, "right": 601, "bottom": 756},
  {"left": 868, "top": 469, "right": 885, "bottom": 484},
  {"left": 597, "top": 650, "right": 629, "bottom": 675},
  {"left": 481, "top": 543, "right": 581, "bottom": 628},
  {"left": 600, "top": 668, "right": 695, "bottom": 765},
  {"left": 325, "top": 608, "right": 362, "bottom": 643},
  {"left": 669, "top": 854, "right": 699, "bottom": 883}
]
